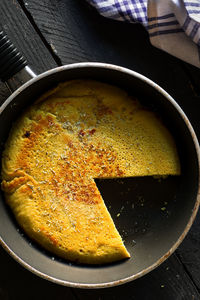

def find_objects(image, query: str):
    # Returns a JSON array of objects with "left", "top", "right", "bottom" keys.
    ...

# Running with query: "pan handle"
[{"left": 0, "top": 30, "right": 36, "bottom": 92}]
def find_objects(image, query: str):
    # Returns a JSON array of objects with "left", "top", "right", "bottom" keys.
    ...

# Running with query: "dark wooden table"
[{"left": 0, "top": 1, "right": 200, "bottom": 299}]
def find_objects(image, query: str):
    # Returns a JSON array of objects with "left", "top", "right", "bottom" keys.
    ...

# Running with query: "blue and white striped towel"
[{"left": 87, "top": 0, "right": 200, "bottom": 68}]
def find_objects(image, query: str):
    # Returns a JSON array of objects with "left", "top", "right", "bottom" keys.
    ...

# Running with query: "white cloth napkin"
[{"left": 87, "top": 0, "right": 200, "bottom": 68}]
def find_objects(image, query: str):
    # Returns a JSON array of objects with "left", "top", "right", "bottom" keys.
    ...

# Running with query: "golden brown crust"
[{"left": 1, "top": 80, "right": 180, "bottom": 264}]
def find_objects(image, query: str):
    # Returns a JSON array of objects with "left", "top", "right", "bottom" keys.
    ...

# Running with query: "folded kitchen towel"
[{"left": 86, "top": 0, "right": 200, "bottom": 68}]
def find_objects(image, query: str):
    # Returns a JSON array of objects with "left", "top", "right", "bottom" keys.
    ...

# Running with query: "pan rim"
[{"left": 0, "top": 62, "right": 199, "bottom": 288}]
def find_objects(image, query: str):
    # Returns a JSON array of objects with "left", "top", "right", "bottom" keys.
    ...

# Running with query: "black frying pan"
[{"left": 0, "top": 31, "right": 199, "bottom": 288}]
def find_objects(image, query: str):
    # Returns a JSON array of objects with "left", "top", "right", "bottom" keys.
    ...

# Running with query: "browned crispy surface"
[{"left": 1, "top": 80, "right": 180, "bottom": 264}]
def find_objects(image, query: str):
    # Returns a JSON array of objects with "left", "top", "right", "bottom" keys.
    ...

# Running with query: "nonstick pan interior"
[{"left": 0, "top": 64, "right": 199, "bottom": 288}]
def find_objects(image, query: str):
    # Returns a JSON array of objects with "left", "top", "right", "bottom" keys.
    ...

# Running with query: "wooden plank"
[
  {"left": 0, "top": 0, "right": 58, "bottom": 111},
  {"left": 176, "top": 210, "right": 200, "bottom": 289},
  {"left": 74, "top": 254, "right": 200, "bottom": 300},
  {"left": 0, "top": 0, "right": 57, "bottom": 79},
  {"left": 18, "top": 0, "right": 95, "bottom": 63},
  {"left": 0, "top": 0, "right": 58, "bottom": 129},
  {"left": 0, "top": 246, "right": 76, "bottom": 300}
]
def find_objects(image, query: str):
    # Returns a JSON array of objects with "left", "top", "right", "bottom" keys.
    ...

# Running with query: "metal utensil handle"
[{"left": 0, "top": 30, "right": 36, "bottom": 91}]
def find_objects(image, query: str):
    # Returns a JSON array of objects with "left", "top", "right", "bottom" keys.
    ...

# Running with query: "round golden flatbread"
[{"left": 1, "top": 80, "right": 180, "bottom": 264}]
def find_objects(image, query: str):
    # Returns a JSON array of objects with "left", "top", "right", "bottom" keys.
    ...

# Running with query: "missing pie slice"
[{"left": 1, "top": 80, "right": 180, "bottom": 264}]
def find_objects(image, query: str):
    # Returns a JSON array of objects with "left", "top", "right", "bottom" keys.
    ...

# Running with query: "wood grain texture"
[
  {"left": 0, "top": 0, "right": 57, "bottom": 78},
  {"left": 20, "top": 0, "right": 95, "bottom": 63},
  {"left": 75, "top": 254, "right": 200, "bottom": 300},
  {"left": 177, "top": 213, "right": 200, "bottom": 289}
]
